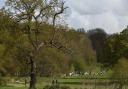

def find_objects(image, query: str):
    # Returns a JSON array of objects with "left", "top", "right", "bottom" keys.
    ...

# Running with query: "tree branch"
[{"left": 51, "top": 1, "right": 68, "bottom": 43}]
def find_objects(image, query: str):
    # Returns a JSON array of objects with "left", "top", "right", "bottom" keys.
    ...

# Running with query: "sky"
[
  {"left": 0, "top": 0, "right": 128, "bottom": 33},
  {"left": 66, "top": 0, "right": 128, "bottom": 33},
  {"left": 0, "top": 0, "right": 4, "bottom": 7}
]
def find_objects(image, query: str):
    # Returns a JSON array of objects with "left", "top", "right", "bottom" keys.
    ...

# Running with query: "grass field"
[{"left": 0, "top": 77, "right": 128, "bottom": 89}]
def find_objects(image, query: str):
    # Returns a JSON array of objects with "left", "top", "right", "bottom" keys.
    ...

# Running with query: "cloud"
[
  {"left": 67, "top": 0, "right": 128, "bottom": 16},
  {"left": 66, "top": 0, "right": 128, "bottom": 33},
  {"left": 0, "top": 0, "right": 127, "bottom": 33}
]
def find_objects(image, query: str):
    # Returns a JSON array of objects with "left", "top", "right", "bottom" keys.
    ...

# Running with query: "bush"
[
  {"left": 61, "top": 86, "right": 71, "bottom": 89},
  {"left": 43, "top": 85, "right": 71, "bottom": 89},
  {"left": 0, "top": 77, "right": 6, "bottom": 86}
]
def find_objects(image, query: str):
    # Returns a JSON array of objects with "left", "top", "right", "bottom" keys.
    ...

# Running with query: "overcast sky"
[
  {"left": 0, "top": 0, "right": 128, "bottom": 33},
  {"left": 66, "top": 0, "right": 128, "bottom": 33}
]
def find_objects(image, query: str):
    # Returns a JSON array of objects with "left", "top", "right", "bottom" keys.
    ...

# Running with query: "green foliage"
[
  {"left": 87, "top": 28, "right": 107, "bottom": 63},
  {"left": 112, "top": 57, "right": 128, "bottom": 78},
  {"left": 0, "top": 76, "right": 7, "bottom": 86},
  {"left": 0, "top": 10, "right": 96, "bottom": 77},
  {"left": 104, "top": 27, "right": 128, "bottom": 67}
]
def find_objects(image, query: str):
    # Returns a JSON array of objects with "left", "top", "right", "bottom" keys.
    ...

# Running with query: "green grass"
[
  {"left": 0, "top": 86, "right": 25, "bottom": 89},
  {"left": 0, "top": 77, "right": 128, "bottom": 89}
]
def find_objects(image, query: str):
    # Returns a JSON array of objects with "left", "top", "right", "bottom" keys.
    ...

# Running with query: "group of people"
[{"left": 52, "top": 79, "right": 59, "bottom": 85}]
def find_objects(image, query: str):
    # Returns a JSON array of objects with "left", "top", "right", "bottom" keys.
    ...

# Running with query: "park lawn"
[
  {"left": 0, "top": 86, "right": 25, "bottom": 89},
  {"left": 0, "top": 77, "right": 128, "bottom": 89},
  {"left": 0, "top": 77, "right": 85, "bottom": 89}
]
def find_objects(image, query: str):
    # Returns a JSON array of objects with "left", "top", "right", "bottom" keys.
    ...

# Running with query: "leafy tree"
[
  {"left": 104, "top": 27, "right": 128, "bottom": 67},
  {"left": 112, "top": 58, "right": 128, "bottom": 89},
  {"left": 87, "top": 28, "right": 107, "bottom": 63},
  {"left": 4, "top": 0, "right": 68, "bottom": 89},
  {"left": 112, "top": 57, "right": 128, "bottom": 78},
  {"left": 69, "top": 31, "right": 96, "bottom": 73}
]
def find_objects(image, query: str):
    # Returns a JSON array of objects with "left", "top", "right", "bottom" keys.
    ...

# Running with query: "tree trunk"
[{"left": 29, "top": 56, "right": 36, "bottom": 89}]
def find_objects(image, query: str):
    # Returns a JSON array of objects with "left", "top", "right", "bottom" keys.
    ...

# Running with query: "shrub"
[
  {"left": 0, "top": 77, "right": 6, "bottom": 86},
  {"left": 43, "top": 85, "right": 71, "bottom": 89},
  {"left": 61, "top": 86, "right": 71, "bottom": 89}
]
